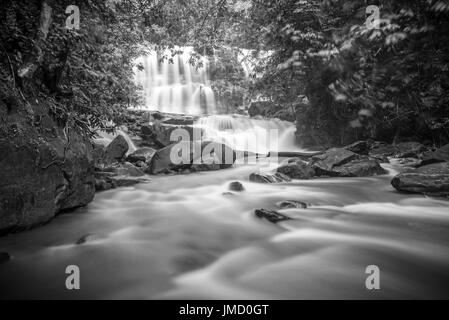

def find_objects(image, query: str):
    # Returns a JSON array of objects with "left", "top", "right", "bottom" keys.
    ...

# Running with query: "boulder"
[
  {"left": 311, "top": 148, "right": 360, "bottom": 175},
  {"left": 249, "top": 172, "right": 291, "bottom": 183},
  {"left": 416, "top": 162, "right": 449, "bottom": 174},
  {"left": 126, "top": 147, "right": 156, "bottom": 164},
  {"left": 148, "top": 122, "right": 202, "bottom": 147},
  {"left": 229, "top": 181, "right": 245, "bottom": 192},
  {"left": 277, "top": 158, "right": 315, "bottom": 179},
  {"left": 420, "top": 144, "right": 449, "bottom": 166},
  {"left": 103, "top": 135, "right": 129, "bottom": 164},
  {"left": 148, "top": 140, "right": 236, "bottom": 174},
  {"left": 391, "top": 162, "right": 449, "bottom": 196},
  {"left": 0, "top": 126, "right": 95, "bottom": 233},
  {"left": 344, "top": 141, "right": 370, "bottom": 155},
  {"left": 255, "top": 209, "right": 291, "bottom": 223},
  {"left": 332, "top": 159, "right": 387, "bottom": 177},
  {"left": 395, "top": 142, "right": 427, "bottom": 158},
  {"left": 276, "top": 200, "right": 307, "bottom": 209},
  {"left": 369, "top": 142, "right": 398, "bottom": 159}
]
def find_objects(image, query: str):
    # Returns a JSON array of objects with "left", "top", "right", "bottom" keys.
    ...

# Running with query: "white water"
[
  {"left": 195, "top": 115, "right": 300, "bottom": 154},
  {"left": 1, "top": 158, "right": 449, "bottom": 299},
  {"left": 134, "top": 47, "right": 216, "bottom": 115}
]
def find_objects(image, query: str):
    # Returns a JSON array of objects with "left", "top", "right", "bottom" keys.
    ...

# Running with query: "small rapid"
[
  {"left": 195, "top": 115, "right": 301, "bottom": 155},
  {"left": 1, "top": 158, "right": 449, "bottom": 299}
]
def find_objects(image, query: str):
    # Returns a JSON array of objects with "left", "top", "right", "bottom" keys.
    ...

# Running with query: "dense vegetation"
[{"left": 1, "top": 0, "right": 448, "bottom": 146}]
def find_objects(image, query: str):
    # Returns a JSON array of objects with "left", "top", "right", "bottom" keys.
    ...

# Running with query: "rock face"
[
  {"left": 391, "top": 162, "right": 449, "bottom": 196},
  {"left": 0, "top": 105, "right": 95, "bottom": 233},
  {"left": 249, "top": 172, "right": 292, "bottom": 183},
  {"left": 277, "top": 158, "right": 315, "bottom": 179}
]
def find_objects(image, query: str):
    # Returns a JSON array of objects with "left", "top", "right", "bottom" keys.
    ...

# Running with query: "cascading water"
[
  {"left": 134, "top": 47, "right": 217, "bottom": 115},
  {"left": 195, "top": 115, "right": 300, "bottom": 154}
]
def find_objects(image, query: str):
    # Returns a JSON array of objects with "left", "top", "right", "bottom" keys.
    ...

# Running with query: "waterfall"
[
  {"left": 134, "top": 47, "right": 217, "bottom": 115},
  {"left": 195, "top": 115, "right": 300, "bottom": 155}
]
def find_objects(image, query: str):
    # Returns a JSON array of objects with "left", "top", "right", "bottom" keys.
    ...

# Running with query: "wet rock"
[
  {"left": 277, "top": 158, "right": 315, "bottom": 179},
  {"left": 141, "top": 125, "right": 154, "bottom": 136},
  {"left": 332, "top": 159, "right": 387, "bottom": 177},
  {"left": 344, "top": 141, "right": 370, "bottom": 155},
  {"left": 95, "top": 179, "right": 113, "bottom": 192},
  {"left": 190, "top": 153, "right": 223, "bottom": 172},
  {"left": 103, "top": 135, "right": 129, "bottom": 164},
  {"left": 229, "top": 181, "right": 245, "bottom": 192},
  {"left": 420, "top": 144, "right": 449, "bottom": 166},
  {"left": 391, "top": 174, "right": 449, "bottom": 197},
  {"left": 0, "top": 252, "right": 10, "bottom": 263},
  {"left": 109, "top": 176, "right": 148, "bottom": 188},
  {"left": 395, "top": 142, "right": 427, "bottom": 158},
  {"left": 0, "top": 125, "right": 95, "bottom": 233},
  {"left": 104, "top": 162, "right": 145, "bottom": 177},
  {"left": 369, "top": 142, "right": 398, "bottom": 159},
  {"left": 76, "top": 234, "right": 101, "bottom": 245},
  {"left": 416, "top": 162, "right": 449, "bottom": 174},
  {"left": 126, "top": 147, "right": 156, "bottom": 164},
  {"left": 311, "top": 148, "right": 360, "bottom": 174},
  {"left": 255, "top": 209, "right": 291, "bottom": 223},
  {"left": 249, "top": 172, "right": 291, "bottom": 183},
  {"left": 276, "top": 200, "right": 307, "bottom": 209},
  {"left": 148, "top": 141, "right": 236, "bottom": 174},
  {"left": 391, "top": 163, "right": 449, "bottom": 196}
]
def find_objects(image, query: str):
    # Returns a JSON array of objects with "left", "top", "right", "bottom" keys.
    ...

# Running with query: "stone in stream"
[
  {"left": 249, "top": 172, "right": 291, "bottom": 183},
  {"left": 277, "top": 158, "right": 315, "bottom": 179},
  {"left": 311, "top": 148, "right": 360, "bottom": 175},
  {"left": 276, "top": 200, "right": 308, "bottom": 209},
  {"left": 229, "top": 181, "right": 245, "bottom": 192},
  {"left": 332, "top": 159, "right": 387, "bottom": 177},
  {"left": 148, "top": 140, "right": 236, "bottom": 174},
  {"left": 391, "top": 162, "right": 449, "bottom": 196},
  {"left": 76, "top": 234, "right": 102, "bottom": 245},
  {"left": 255, "top": 209, "right": 292, "bottom": 223},
  {"left": 0, "top": 252, "right": 11, "bottom": 264}
]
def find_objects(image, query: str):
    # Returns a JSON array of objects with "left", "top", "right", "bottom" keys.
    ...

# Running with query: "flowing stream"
[{"left": 1, "top": 156, "right": 449, "bottom": 299}]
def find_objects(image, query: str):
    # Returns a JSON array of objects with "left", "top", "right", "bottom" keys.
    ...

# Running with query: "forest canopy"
[{"left": 1, "top": 0, "right": 448, "bottom": 146}]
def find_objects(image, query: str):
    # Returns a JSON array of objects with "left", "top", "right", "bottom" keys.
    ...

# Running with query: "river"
[{"left": 1, "top": 157, "right": 449, "bottom": 299}]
